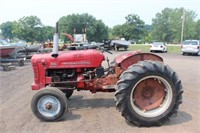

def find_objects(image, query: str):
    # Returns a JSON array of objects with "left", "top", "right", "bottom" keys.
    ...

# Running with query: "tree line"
[{"left": 0, "top": 8, "right": 199, "bottom": 44}]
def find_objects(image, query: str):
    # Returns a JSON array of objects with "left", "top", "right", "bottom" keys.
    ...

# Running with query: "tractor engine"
[
  {"left": 46, "top": 69, "right": 77, "bottom": 82},
  {"left": 46, "top": 67, "right": 104, "bottom": 82},
  {"left": 31, "top": 49, "right": 105, "bottom": 90}
]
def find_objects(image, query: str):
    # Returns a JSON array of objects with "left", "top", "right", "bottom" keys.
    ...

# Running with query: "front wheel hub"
[
  {"left": 45, "top": 102, "right": 53, "bottom": 110},
  {"left": 37, "top": 95, "right": 61, "bottom": 117}
]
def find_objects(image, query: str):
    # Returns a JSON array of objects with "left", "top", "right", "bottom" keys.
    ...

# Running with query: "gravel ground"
[{"left": 0, "top": 51, "right": 199, "bottom": 133}]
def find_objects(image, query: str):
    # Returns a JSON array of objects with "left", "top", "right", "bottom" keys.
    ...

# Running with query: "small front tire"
[{"left": 31, "top": 87, "right": 67, "bottom": 121}]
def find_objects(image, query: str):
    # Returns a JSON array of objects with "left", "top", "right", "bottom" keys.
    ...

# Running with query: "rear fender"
[{"left": 119, "top": 53, "right": 163, "bottom": 70}]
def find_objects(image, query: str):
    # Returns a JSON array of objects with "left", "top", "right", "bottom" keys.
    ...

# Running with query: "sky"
[{"left": 0, "top": 0, "right": 199, "bottom": 28}]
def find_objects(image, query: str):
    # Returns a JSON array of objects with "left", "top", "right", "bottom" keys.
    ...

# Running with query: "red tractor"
[{"left": 31, "top": 23, "right": 183, "bottom": 126}]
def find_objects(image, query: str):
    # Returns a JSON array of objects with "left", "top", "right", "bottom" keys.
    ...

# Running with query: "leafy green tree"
[
  {"left": 183, "top": 9, "right": 197, "bottom": 40},
  {"left": 0, "top": 21, "right": 15, "bottom": 40},
  {"left": 36, "top": 26, "right": 54, "bottom": 42},
  {"left": 12, "top": 16, "right": 43, "bottom": 44},
  {"left": 142, "top": 25, "right": 153, "bottom": 43},
  {"left": 125, "top": 14, "right": 145, "bottom": 42},
  {"left": 152, "top": 8, "right": 198, "bottom": 43},
  {"left": 108, "top": 28, "right": 116, "bottom": 40},
  {"left": 59, "top": 13, "right": 108, "bottom": 43},
  {"left": 194, "top": 20, "right": 200, "bottom": 39},
  {"left": 112, "top": 24, "right": 123, "bottom": 39},
  {"left": 87, "top": 20, "right": 108, "bottom": 42},
  {"left": 112, "top": 14, "right": 145, "bottom": 43},
  {"left": 152, "top": 8, "right": 174, "bottom": 43}
]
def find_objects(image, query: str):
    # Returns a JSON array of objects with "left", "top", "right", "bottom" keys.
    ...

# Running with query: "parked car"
[
  {"left": 150, "top": 42, "right": 167, "bottom": 52},
  {"left": 181, "top": 40, "right": 200, "bottom": 56}
]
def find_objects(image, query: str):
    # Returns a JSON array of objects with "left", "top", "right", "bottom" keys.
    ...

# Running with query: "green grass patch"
[{"left": 128, "top": 44, "right": 181, "bottom": 54}]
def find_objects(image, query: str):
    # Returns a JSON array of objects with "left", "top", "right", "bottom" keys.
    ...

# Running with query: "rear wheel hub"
[
  {"left": 133, "top": 78, "right": 165, "bottom": 111},
  {"left": 141, "top": 87, "right": 154, "bottom": 98},
  {"left": 130, "top": 76, "right": 173, "bottom": 118}
]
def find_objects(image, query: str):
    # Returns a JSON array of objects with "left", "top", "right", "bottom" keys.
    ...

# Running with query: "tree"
[
  {"left": 183, "top": 9, "right": 197, "bottom": 40},
  {"left": 125, "top": 14, "right": 145, "bottom": 42},
  {"left": 87, "top": 20, "right": 109, "bottom": 42},
  {"left": 152, "top": 8, "right": 198, "bottom": 43},
  {"left": 0, "top": 21, "right": 15, "bottom": 40},
  {"left": 194, "top": 19, "right": 200, "bottom": 39},
  {"left": 12, "top": 16, "right": 43, "bottom": 44},
  {"left": 108, "top": 28, "right": 116, "bottom": 40},
  {"left": 112, "top": 24, "right": 123, "bottom": 39},
  {"left": 36, "top": 26, "right": 54, "bottom": 42},
  {"left": 152, "top": 8, "right": 174, "bottom": 43},
  {"left": 142, "top": 25, "right": 153, "bottom": 43},
  {"left": 59, "top": 13, "right": 108, "bottom": 43},
  {"left": 112, "top": 14, "right": 145, "bottom": 43}
]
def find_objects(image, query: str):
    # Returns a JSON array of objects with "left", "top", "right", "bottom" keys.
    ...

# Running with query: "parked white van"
[{"left": 181, "top": 40, "right": 200, "bottom": 56}]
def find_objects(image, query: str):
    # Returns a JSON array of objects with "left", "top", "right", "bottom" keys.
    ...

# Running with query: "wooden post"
[{"left": 181, "top": 9, "right": 185, "bottom": 44}]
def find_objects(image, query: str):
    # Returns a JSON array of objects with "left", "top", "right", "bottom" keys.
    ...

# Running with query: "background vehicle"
[
  {"left": 67, "top": 42, "right": 88, "bottom": 50},
  {"left": 103, "top": 39, "right": 130, "bottom": 51},
  {"left": 30, "top": 23, "right": 183, "bottom": 127},
  {"left": 103, "top": 40, "right": 111, "bottom": 49},
  {"left": 150, "top": 42, "right": 167, "bottom": 52},
  {"left": 0, "top": 39, "right": 17, "bottom": 57},
  {"left": 110, "top": 38, "right": 130, "bottom": 51},
  {"left": 63, "top": 33, "right": 97, "bottom": 50},
  {"left": 181, "top": 40, "right": 200, "bottom": 56}
]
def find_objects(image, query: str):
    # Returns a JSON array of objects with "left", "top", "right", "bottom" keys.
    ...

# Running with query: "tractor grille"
[{"left": 32, "top": 65, "right": 39, "bottom": 83}]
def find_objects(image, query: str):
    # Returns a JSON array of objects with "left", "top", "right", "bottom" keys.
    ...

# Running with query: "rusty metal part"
[
  {"left": 115, "top": 67, "right": 124, "bottom": 77},
  {"left": 105, "top": 74, "right": 118, "bottom": 85},
  {"left": 84, "top": 74, "right": 118, "bottom": 92},
  {"left": 133, "top": 78, "right": 165, "bottom": 111},
  {"left": 120, "top": 53, "right": 163, "bottom": 70}
]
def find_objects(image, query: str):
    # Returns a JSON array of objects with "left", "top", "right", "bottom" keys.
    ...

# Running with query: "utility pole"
[{"left": 181, "top": 9, "right": 185, "bottom": 44}]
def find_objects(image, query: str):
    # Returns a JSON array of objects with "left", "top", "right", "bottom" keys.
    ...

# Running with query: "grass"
[{"left": 128, "top": 44, "right": 182, "bottom": 54}]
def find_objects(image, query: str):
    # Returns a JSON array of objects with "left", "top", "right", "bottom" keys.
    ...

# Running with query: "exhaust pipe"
[{"left": 52, "top": 22, "right": 59, "bottom": 58}]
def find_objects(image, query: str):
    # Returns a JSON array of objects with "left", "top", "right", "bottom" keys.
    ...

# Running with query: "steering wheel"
[{"left": 96, "top": 45, "right": 113, "bottom": 54}]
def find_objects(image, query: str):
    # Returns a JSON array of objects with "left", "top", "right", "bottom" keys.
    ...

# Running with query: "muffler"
[{"left": 52, "top": 22, "right": 59, "bottom": 57}]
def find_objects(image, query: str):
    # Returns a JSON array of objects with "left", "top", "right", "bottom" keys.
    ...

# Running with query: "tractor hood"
[{"left": 31, "top": 49, "right": 105, "bottom": 68}]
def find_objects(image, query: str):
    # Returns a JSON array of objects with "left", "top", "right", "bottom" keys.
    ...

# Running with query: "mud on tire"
[{"left": 115, "top": 60, "right": 183, "bottom": 126}]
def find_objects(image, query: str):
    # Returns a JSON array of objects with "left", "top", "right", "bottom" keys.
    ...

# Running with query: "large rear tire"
[
  {"left": 115, "top": 61, "right": 183, "bottom": 126},
  {"left": 31, "top": 87, "right": 67, "bottom": 122}
]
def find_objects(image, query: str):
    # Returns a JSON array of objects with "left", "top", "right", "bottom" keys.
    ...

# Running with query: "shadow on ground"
[{"left": 63, "top": 95, "right": 116, "bottom": 121}]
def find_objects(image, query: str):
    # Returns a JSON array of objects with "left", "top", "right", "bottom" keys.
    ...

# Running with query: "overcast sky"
[{"left": 0, "top": 0, "right": 199, "bottom": 28}]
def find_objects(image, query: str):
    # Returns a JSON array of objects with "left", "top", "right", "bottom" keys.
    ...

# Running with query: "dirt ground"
[{"left": 0, "top": 51, "right": 199, "bottom": 133}]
